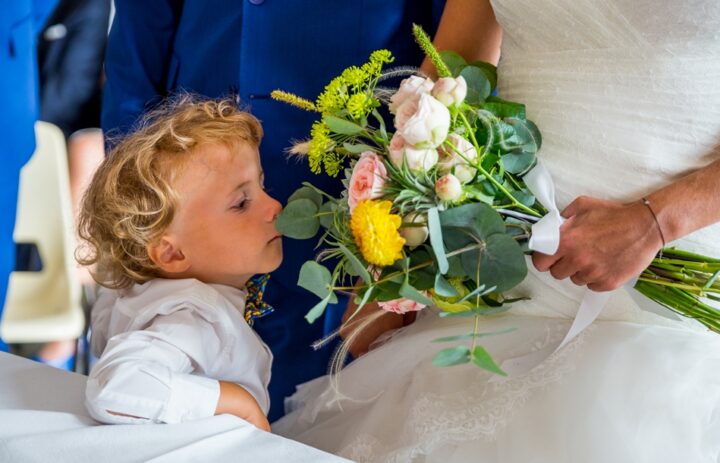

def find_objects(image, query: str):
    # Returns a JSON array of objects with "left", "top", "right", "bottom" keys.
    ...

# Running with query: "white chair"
[{"left": 0, "top": 122, "right": 84, "bottom": 343}]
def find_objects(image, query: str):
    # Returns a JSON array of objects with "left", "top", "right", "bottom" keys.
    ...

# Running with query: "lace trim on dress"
[{"left": 340, "top": 324, "right": 595, "bottom": 463}]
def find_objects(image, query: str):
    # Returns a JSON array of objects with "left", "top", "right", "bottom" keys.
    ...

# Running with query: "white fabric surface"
[
  {"left": 273, "top": 1, "right": 720, "bottom": 461},
  {"left": 0, "top": 352, "right": 349, "bottom": 462},
  {"left": 87, "top": 278, "right": 272, "bottom": 424}
]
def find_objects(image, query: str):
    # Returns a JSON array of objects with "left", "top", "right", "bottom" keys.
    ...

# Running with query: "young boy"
[{"left": 78, "top": 95, "right": 282, "bottom": 431}]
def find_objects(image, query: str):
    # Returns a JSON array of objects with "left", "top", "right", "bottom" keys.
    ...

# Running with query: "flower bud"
[
  {"left": 431, "top": 76, "right": 467, "bottom": 107},
  {"left": 438, "top": 133, "right": 478, "bottom": 183},
  {"left": 435, "top": 173, "right": 463, "bottom": 202},
  {"left": 399, "top": 212, "right": 429, "bottom": 247}
]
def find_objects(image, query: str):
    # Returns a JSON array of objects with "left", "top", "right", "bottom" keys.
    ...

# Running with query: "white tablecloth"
[{"left": 0, "top": 352, "right": 351, "bottom": 462}]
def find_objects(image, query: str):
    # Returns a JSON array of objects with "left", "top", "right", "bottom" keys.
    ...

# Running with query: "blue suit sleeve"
[{"left": 101, "top": 0, "right": 182, "bottom": 140}]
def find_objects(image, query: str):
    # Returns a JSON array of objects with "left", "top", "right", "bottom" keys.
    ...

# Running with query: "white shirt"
[{"left": 86, "top": 278, "right": 272, "bottom": 425}]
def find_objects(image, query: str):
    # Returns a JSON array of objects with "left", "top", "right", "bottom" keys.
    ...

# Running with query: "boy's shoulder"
[{"left": 98, "top": 278, "right": 247, "bottom": 329}]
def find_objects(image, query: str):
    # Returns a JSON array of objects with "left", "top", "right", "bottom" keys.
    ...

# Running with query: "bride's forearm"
[
  {"left": 421, "top": 0, "right": 502, "bottom": 77},
  {"left": 646, "top": 156, "right": 720, "bottom": 243}
]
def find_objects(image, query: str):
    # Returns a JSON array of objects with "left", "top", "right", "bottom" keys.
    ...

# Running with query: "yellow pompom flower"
[{"left": 350, "top": 200, "right": 405, "bottom": 266}]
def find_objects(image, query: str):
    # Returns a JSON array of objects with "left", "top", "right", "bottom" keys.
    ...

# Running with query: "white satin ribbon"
[{"left": 491, "top": 161, "right": 611, "bottom": 380}]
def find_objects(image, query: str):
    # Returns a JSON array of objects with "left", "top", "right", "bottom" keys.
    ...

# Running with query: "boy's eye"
[{"left": 233, "top": 198, "right": 250, "bottom": 210}]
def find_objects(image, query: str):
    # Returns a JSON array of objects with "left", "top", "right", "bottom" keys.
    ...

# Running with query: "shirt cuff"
[{"left": 161, "top": 373, "right": 220, "bottom": 423}]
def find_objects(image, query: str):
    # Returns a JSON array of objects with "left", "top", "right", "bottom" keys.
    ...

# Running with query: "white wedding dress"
[{"left": 273, "top": 1, "right": 720, "bottom": 461}]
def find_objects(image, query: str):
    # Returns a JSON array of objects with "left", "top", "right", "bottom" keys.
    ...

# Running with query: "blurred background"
[{"left": 1, "top": 0, "right": 113, "bottom": 372}]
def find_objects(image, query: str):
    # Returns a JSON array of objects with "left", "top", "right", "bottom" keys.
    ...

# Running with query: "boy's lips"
[{"left": 268, "top": 234, "right": 282, "bottom": 243}]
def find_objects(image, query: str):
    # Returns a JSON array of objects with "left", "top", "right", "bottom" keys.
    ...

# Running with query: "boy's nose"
[{"left": 267, "top": 195, "right": 282, "bottom": 221}]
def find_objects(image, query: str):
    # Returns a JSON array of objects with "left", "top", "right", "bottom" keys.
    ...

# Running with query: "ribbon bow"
[{"left": 244, "top": 274, "right": 274, "bottom": 326}]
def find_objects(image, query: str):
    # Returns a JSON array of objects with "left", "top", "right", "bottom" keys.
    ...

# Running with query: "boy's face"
[{"left": 164, "top": 143, "right": 283, "bottom": 288}]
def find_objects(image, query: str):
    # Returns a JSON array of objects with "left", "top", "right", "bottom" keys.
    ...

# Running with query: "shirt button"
[{"left": 248, "top": 0, "right": 265, "bottom": 4}]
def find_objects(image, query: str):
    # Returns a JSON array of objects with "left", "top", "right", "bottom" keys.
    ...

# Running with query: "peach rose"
[
  {"left": 378, "top": 297, "right": 428, "bottom": 314},
  {"left": 348, "top": 151, "right": 388, "bottom": 212}
]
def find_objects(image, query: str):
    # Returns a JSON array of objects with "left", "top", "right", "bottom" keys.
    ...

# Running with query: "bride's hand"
[{"left": 531, "top": 196, "right": 664, "bottom": 291}]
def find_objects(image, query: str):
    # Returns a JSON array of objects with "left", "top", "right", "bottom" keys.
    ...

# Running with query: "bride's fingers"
[
  {"left": 549, "top": 257, "right": 575, "bottom": 280},
  {"left": 569, "top": 272, "right": 588, "bottom": 286},
  {"left": 531, "top": 250, "right": 561, "bottom": 272}
]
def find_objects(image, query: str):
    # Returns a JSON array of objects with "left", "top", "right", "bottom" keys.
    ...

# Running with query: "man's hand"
[
  {"left": 340, "top": 299, "right": 414, "bottom": 359},
  {"left": 215, "top": 381, "right": 271, "bottom": 432},
  {"left": 532, "top": 196, "right": 663, "bottom": 291}
]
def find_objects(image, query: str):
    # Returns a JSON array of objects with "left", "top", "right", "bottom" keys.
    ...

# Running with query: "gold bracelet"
[{"left": 641, "top": 197, "right": 666, "bottom": 247}]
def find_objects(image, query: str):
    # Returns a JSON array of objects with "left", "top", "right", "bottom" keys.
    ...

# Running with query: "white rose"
[
  {"left": 399, "top": 212, "right": 429, "bottom": 247},
  {"left": 438, "top": 133, "right": 478, "bottom": 183},
  {"left": 388, "top": 132, "right": 438, "bottom": 173},
  {"left": 435, "top": 173, "right": 463, "bottom": 202},
  {"left": 394, "top": 93, "right": 451, "bottom": 149},
  {"left": 389, "top": 76, "right": 434, "bottom": 114},
  {"left": 431, "top": 76, "right": 468, "bottom": 107}
]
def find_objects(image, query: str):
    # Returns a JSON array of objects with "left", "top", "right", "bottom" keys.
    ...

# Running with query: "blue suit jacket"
[
  {"left": 102, "top": 0, "right": 445, "bottom": 420},
  {"left": 0, "top": 0, "right": 55, "bottom": 342}
]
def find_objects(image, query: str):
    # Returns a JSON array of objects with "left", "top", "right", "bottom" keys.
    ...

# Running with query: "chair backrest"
[{"left": 0, "top": 122, "right": 83, "bottom": 343}]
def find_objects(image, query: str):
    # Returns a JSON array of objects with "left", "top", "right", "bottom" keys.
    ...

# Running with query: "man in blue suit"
[
  {"left": 102, "top": 0, "right": 447, "bottom": 421},
  {"left": 0, "top": 0, "right": 57, "bottom": 352}
]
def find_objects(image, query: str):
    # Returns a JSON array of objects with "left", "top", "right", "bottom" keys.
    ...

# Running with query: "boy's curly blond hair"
[{"left": 77, "top": 94, "right": 263, "bottom": 289}]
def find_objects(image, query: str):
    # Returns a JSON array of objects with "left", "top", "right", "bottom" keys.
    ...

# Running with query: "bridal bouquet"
[{"left": 273, "top": 26, "right": 720, "bottom": 374}]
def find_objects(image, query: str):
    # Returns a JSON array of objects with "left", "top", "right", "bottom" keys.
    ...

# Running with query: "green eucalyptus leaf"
[
  {"left": 342, "top": 142, "right": 378, "bottom": 154},
  {"left": 338, "top": 243, "right": 372, "bottom": 285},
  {"left": 428, "top": 207, "right": 449, "bottom": 274},
  {"left": 524, "top": 119, "right": 542, "bottom": 151},
  {"left": 440, "top": 203, "right": 506, "bottom": 240},
  {"left": 512, "top": 188, "right": 536, "bottom": 208},
  {"left": 399, "top": 279, "right": 433, "bottom": 306},
  {"left": 297, "top": 261, "right": 338, "bottom": 302},
  {"left": 458, "top": 284, "right": 492, "bottom": 303},
  {"left": 500, "top": 151, "right": 536, "bottom": 175},
  {"left": 305, "top": 294, "right": 332, "bottom": 324},
  {"left": 324, "top": 115, "right": 364, "bottom": 135},
  {"left": 460, "top": 232, "right": 528, "bottom": 292},
  {"left": 288, "top": 186, "right": 323, "bottom": 207},
  {"left": 506, "top": 117, "right": 541, "bottom": 154},
  {"left": 469, "top": 60, "right": 498, "bottom": 91},
  {"left": 471, "top": 346, "right": 507, "bottom": 376},
  {"left": 440, "top": 50, "right": 468, "bottom": 77},
  {"left": 432, "top": 345, "right": 471, "bottom": 367},
  {"left": 318, "top": 201, "right": 335, "bottom": 229},
  {"left": 481, "top": 98, "right": 526, "bottom": 119},
  {"left": 276, "top": 199, "right": 320, "bottom": 239},
  {"left": 459, "top": 66, "right": 492, "bottom": 104},
  {"left": 434, "top": 272, "right": 460, "bottom": 297}
]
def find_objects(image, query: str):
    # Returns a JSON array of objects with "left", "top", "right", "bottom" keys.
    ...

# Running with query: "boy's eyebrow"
[{"left": 228, "top": 171, "right": 264, "bottom": 195}]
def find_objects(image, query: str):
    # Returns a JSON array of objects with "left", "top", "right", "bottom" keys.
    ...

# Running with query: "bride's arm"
[
  {"left": 420, "top": 0, "right": 502, "bottom": 76},
  {"left": 533, "top": 157, "right": 720, "bottom": 291}
]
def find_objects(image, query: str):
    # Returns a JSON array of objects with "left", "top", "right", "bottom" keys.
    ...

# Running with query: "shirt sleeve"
[{"left": 85, "top": 307, "right": 224, "bottom": 425}]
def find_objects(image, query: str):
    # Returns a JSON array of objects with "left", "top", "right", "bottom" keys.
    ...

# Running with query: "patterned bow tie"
[{"left": 244, "top": 273, "right": 274, "bottom": 326}]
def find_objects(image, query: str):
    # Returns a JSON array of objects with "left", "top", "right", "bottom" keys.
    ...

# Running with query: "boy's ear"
[{"left": 146, "top": 236, "right": 190, "bottom": 274}]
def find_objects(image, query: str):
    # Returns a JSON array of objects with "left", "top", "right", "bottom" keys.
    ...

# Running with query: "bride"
[{"left": 273, "top": 1, "right": 720, "bottom": 461}]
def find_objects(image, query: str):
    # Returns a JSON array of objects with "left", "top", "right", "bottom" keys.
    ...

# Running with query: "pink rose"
[
  {"left": 348, "top": 151, "right": 388, "bottom": 212},
  {"left": 389, "top": 76, "right": 434, "bottom": 114},
  {"left": 394, "top": 93, "right": 451, "bottom": 149},
  {"left": 388, "top": 132, "right": 438, "bottom": 173},
  {"left": 378, "top": 296, "right": 428, "bottom": 314}
]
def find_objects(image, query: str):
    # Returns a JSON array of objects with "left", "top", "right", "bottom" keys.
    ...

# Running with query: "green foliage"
[{"left": 276, "top": 199, "right": 320, "bottom": 239}]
